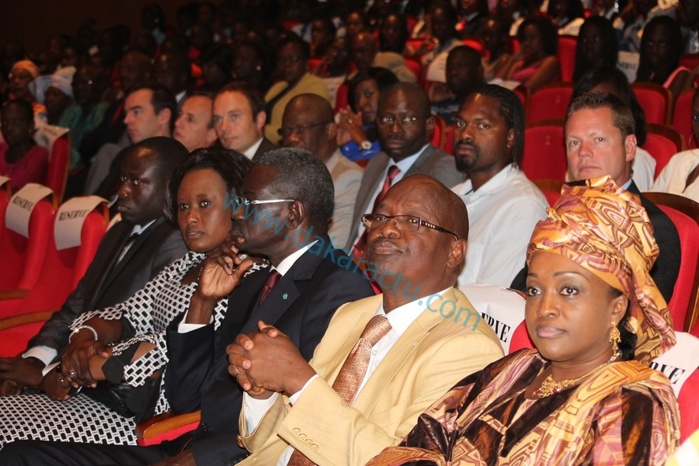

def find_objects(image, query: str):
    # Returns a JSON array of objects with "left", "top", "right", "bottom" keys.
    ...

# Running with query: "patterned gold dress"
[{"left": 367, "top": 349, "right": 679, "bottom": 465}]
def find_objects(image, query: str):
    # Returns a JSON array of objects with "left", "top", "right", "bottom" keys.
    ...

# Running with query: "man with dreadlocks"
[{"left": 451, "top": 84, "right": 547, "bottom": 288}]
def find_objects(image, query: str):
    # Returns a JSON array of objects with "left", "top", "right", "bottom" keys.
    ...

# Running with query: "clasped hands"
[
  {"left": 43, "top": 335, "right": 113, "bottom": 401},
  {"left": 226, "top": 321, "right": 316, "bottom": 399}
]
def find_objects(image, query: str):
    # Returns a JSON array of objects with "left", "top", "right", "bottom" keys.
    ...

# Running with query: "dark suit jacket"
[
  {"left": 629, "top": 182, "right": 681, "bottom": 303},
  {"left": 251, "top": 137, "right": 278, "bottom": 162},
  {"left": 346, "top": 145, "right": 465, "bottom": 249},
  {"left": 510, "top": 182, "right": 681, "bottom": 304},
  {"left": 164, "top": 240, "right": 374, "bottom": 466},
  {"left": 27, "top": 217, "right": 188, "bottom": 357}
]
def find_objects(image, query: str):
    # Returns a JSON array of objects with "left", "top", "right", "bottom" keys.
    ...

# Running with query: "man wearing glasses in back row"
[{"left": 346, "top": 82, "right": 466, "bottom": 255}]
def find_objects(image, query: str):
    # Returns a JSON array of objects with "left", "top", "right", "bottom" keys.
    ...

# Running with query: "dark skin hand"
[
  {"left": 0, "top": 379, "right": 22, "bottom": 396},
  {"left": 227, "top": 321, "right": 317, "bottom": 398},
  {"left": 0, "top": 356, "right": 44, "bottom": 394},
  {"left": 41, "top": 366, "right": 73, "bottom": 401},
  {"left": 187, "top": 235, "right": 254, "bottom": 325},
  {"left": 59, "top": 331, "right": 111, "bottom": 388}
]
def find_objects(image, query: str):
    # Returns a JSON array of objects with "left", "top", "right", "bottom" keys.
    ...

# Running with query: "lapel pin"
[{"left": 282, "top": 293, "right": 288, "bottom": 299}]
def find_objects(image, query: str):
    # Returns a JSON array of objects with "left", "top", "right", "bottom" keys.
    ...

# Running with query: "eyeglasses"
[
  {"left": 692, "top": 112, "right": 699, "bottom": 122},
  {"left": 376, "top": 114, "right": 426, "bottom": 128},
  {"left": 230, "top": 195, "right": 295, "bottom": 208},
  {"left": 361, "top": 213, "right": 458, "bottom": 240},
  {"left": 277, "top": 121, "right": 332, "bottom": 137}
]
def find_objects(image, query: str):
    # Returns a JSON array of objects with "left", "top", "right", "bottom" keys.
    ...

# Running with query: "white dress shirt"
[
  {"left": 651, "top": 149, "right": 699, "bottom": 203},
  {"left": 453, "top": 164, "right": 548, "bottom": 287},
  {"left": 243, "top": 137, "right": 265, "bottom": 160}
]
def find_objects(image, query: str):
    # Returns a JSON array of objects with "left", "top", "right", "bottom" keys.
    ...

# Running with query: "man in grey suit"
[
  {"left": 0, "top": 137, "right": 189, "bottom": 396},
  {"left": 280, "top": 93, "right": 362, "bottom": 247},
  {"left": 346, "top": 82, "right": 465, "bottom": 252}
]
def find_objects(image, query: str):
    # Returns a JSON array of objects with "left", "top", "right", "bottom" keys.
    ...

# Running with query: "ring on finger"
[
  {"left": 69, "top": 371, "right": 77, "bottom": 378},
  {"left": 234, "top": 366, "right": 241, "bottom": 375},
  {"left": 58, "top": 375, "right": 70, "bottom": 388}
]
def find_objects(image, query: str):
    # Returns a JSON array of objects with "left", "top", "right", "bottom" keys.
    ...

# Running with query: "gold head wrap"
[
  {"left": 526, "top": 176, "right": 675, "bottom": 364},
  {"left": 11, "top": 60, "right": 40, "bottom": 80}
]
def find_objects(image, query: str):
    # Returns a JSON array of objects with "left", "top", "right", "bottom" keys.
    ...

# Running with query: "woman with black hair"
[
  {"left": 573, "top": 16, "right": 619, "bottom": 81},
  {"left": 336, "top": 67, "right": 399, "bottom": 162},
  {"left": 497, "top": 15, "right": 560, "bottom": 92},
  {"left": 636, "top": 16, "right": 691, "bottom": 103}
]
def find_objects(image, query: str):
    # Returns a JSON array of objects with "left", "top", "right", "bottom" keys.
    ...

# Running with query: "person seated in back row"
[{"left": 0, "top": 99, "right": 49, "bottom": 189}]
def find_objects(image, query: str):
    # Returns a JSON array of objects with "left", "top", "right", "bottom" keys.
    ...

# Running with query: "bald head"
[
  {"left": 280, "top": 93, "right": 337, "bottom": 162},
  {"left": 377, "top": 83, "right": 434, "bottom": 161},
  {"left": 366, "top": 175, "right": 468, "bottom": 307},
  {"left": 392, "top": 175, "right": 469, "bottom": 242}
]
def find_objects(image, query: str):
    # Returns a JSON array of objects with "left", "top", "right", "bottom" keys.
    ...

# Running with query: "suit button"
[
  {"left": 311, "top": 444, "right": 319, "bottom": 451},
  {"left": 292, "top": 428, "right": 301, "bottom": 435},
  {"left": 304, "top": 439, "right": 314, "bottom": 446},
  {"left": 299, "top": 433, "right": 307, "bottom": 441}
]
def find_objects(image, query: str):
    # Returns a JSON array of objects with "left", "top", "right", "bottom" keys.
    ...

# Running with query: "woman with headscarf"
[
  {"left": 367, "top": 176, "right": 680, "bottom": 465},
  {"left": 8, "top": 60, "right": 47, "bottom": 127}
]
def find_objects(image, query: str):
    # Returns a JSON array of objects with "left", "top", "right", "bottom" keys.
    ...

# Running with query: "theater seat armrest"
[
  {"left": 0, "top": 310, "right": 54, "bottom": 330},
  {"left": 136, "top": 410, "right": 201, "bottom": 446},
  {"left": 0, "top": 289, "right": 29, "bottom": 301}
]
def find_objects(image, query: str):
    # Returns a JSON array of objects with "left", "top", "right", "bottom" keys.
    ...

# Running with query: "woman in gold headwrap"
[{"left": 367, "top": 176, "right": 680, "bottom": 466}]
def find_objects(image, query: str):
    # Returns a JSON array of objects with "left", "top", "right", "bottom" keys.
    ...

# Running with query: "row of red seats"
[
  {"left": 0, "top": 185, "right": 109, "bottom": 356},
  {"left": 525, "top": 81, "right": 695, "bottom": 138}
]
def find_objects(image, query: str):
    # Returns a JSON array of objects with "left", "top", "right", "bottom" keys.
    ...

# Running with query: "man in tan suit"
[{"left": 229, "top": 175, "right": 504, "bottom": 466}]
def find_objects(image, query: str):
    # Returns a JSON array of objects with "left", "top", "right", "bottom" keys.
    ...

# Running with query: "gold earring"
[{"left": 609, "top": 323, "right": 621, "bottom": 353}]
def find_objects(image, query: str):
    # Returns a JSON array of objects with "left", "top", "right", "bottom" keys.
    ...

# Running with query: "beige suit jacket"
[
  {"left": 326, "top": 150, "right": 362, "bottom": 248},
  {"left": 238, "top": 287, "right": 504, "bottom": 466}
]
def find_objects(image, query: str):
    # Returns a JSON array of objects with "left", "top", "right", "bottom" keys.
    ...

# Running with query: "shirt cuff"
[
  {"left": 288, "top": 374, "right": 319, "bottom": 405},
  {"left": 23, "top": 346, "right": 56, "bottom": 367},
  {"left": 177, "top": 309, "right": 212, "bottom": 333},
  {"left": 243, "top": 392, "right": 280, "bottom": 433}
]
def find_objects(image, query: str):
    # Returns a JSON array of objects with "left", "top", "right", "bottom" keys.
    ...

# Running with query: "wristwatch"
[{"left": 360, "top": 140, "right": 372, "bottom": 151}]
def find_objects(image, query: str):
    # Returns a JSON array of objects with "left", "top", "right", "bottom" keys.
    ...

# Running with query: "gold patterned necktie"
[{"left": 287, "top": 315, "right": 392, "bottom": 465}]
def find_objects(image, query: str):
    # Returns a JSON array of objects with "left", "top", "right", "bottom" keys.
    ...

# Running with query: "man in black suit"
[
  {"left": 213, "top": 82, "right": 277, "bottom": 160},
  {"left": 346, "top": 82, "right": 465, "bottom": 251},
  {"left": 0, "top": 148, "right": 373, "bottom": 465},
  {"left": 564, "top": 92, "right": 680, "bottom": 302},
  {"left": 0, "top": 137, "right": 189, "bottom": 396}
]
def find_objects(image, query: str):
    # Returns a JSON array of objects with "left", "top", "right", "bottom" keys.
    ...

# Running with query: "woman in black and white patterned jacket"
[{"left": 0, "top": 148, "right": 265, "bottom": 448}]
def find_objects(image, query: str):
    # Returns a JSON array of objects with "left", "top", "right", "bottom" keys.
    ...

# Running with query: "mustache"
[{"left": 454, "top": 140, "right": 476, "bottom": 150}]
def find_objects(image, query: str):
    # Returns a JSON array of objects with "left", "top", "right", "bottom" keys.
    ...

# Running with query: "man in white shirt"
[
  {"left": 213, "top": 82, "right": 277, "bottom": 159},
  {"left": 229, "top": 175, "right": 503, "bottom": 466},
  {"left": 651, "top": 88, "right": 699, "bottom": 202},
  {"left": 451, "top": 85, "right": 547, "bottom": 287},
  {"left": 280, "top": 93, "right": 362, "bottom": 247}
]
